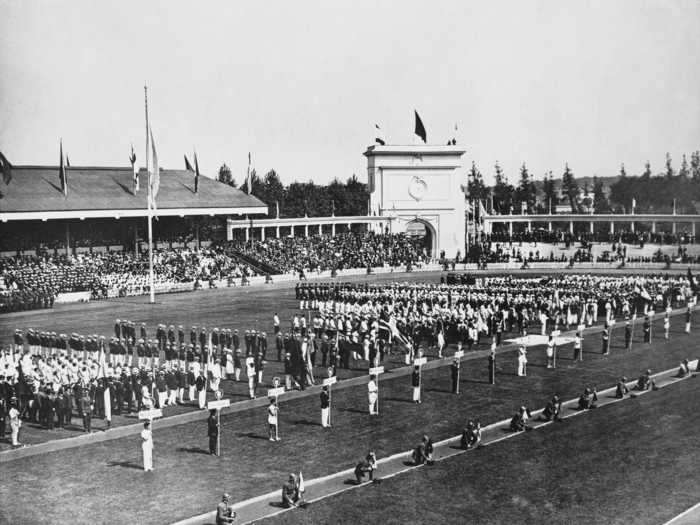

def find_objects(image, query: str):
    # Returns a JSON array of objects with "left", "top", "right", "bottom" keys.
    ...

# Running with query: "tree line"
[
  {"left": 467, "top": 151, "right": 700, "bottom": 215},
  {"left": 217, "top": 164, "right": 369, "bottom": 217}
]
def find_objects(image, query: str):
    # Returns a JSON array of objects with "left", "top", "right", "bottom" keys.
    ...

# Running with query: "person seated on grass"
[
  {"left": 460, "top": 420, "right": 482, "bottom": 449},
  {"left": 354, "top": 451, "right": 378, "bottom": 484},
  {"left": 215, "top": 493, "right": 236, "bottom": 525},
  {"left": 412, "top": 435, "right": 434, "bottom": 465},
  {"left": 281, "top": 473, "right": 302, "bottom": 508},
  {"left": 676, "top": 359, "right": 691, "bottom": 378},
  {"left": 635, "top": 369, "right": 657, "bottom": 391},
  {"left": 577, "top": 387, "right": 598, "bottom": 410},
  {"left": 615, "top": 377, "right": 630, "bottom": 398},
  {"left": 509, "top": 406, "right": 532, "bottom": 432},
  {"left": 540, "top": 395, "right": 562, "bottom": 422}
]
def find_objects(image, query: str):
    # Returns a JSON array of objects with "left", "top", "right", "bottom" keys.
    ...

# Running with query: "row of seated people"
[
  {"left": 484, "top": 230, "right": 696, "bottom": 246},
  {"left": 232, "top": 232, "right": 426, "bottom": 274},
  {"left": 0, "top": 246, "right": 256, "bottom": 311}
]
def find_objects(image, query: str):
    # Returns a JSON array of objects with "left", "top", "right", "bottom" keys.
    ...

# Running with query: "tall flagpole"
[{"left": 145, "top": 85, "right": 155, "bottom": 304}]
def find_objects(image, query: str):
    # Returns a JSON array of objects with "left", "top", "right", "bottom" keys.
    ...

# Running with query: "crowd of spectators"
[
  {"left": 0, "top": 247, "right": 256, "bottom": 313},
  {"left": 485, "top": 229, "right": 696, "bottom": 246},
  {"left": 233, "top": 232, "right": 426, "bottom": 274}
]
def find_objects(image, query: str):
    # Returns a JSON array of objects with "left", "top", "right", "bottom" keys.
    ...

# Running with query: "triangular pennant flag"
[
  {"left": 130, "top": 145, "right": 139, "bottom": 192},
  {"left": 184, "top": 155, "right": 194, "bottom": 172},
  {"left": 193, "top": 151, "right": 200, "bottom": 194},
  {"left": 0, "top": 150, "right": 11, "bottom": 185},
  {"left": 59, "top": 140, "right": 67, "bottom": 196},
  {"left": 414, "top": 110, "right": 427, "bottom": 143}
]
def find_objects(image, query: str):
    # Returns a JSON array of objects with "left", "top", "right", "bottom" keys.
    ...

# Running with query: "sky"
[{"left": 1, "top": 0, "right": 699, "bottom": 186}]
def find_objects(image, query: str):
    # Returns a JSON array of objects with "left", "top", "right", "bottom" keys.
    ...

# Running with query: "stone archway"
[{"left": 406, "top": 218, "right": 437, "bottom": 257}]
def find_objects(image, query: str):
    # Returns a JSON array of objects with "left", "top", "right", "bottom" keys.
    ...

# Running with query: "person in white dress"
[
  {"left": 141, "top": 421, "right": 153, "bottom": 471},
  {"left": 517, "top": 346, "right": 527, "bottom": 376},
  {"left": 368, "top": 376, "right": 378, "bottom": 415}
]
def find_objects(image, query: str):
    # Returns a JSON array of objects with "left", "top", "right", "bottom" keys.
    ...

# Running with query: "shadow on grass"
[
  {"left": 341, "top": 408, "right": 367, "bottom": 414},
  {"left": 424, "top": 388, "right": 450, "bottom": 394},
  {"left": 292, "top": 419, "right": 318, "bottom": 426},
  {"left": 106, "top": 460, "right": 142, "bottom": 470},
  {"left": 236, "top": 431, "right": 269, "bottom": 440},
  {"left": 177, "top": 446, "right": 209, "bottom": 455},
  {"left": 460, "top": 378, "right": 489, "bottom": 385},
  {"left": 384, "top": 397, "right": 415, "bottom": 404}
]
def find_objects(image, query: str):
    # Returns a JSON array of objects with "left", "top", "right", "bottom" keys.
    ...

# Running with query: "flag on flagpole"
[
  {"left": 59, "top": 139, "right": 67, "bottom": 196},
  {"left": 148, "top": 127, "right": 160, "bottom": 213},
  {"left": 298, "top": 471, "right": 305, "bottom": 493},
  {"left": 66, "top": 156, "right": 71, "bottom": 167},
  {"left": 447, "top": 123, "right": 457, "bottom": 145},
  {"left": 0, "top": 150, "right": 11, "bottom": 185},
  {"left": 688, "top": 268, "right": 698, "bottom": 293},
  {"left": 276, "top": 200, "right": 280, "bottom": 218},
  {"left": 479, "top": 200, "right": 488, "bottom": 219},
  {"left": 246, "top": 152, "right": 252, "bottom": 194},
  {"left": 130, "top": 145, "right": 138, "bottom": 192},
  {"left": 414, "top": 110, "right": 427, "bottom": 143},
  {"left": 378, "top": 316, "right": 410, "bottom": 347},
  {"left": 193, "top": 151, "right": 200, "bottom": 194},
  {"left": 374, "top": 124, "right": 386, "bottom": 146},
  {"left": 184, "top": 155, "right": 194, "bottom": 171},
  {"left": 97, "top": 345, "right": 107, "bottom": 379}
]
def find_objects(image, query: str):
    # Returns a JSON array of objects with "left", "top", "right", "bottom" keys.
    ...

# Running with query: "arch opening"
[{"left": 406, "top": 219, "right": 435, "bottom": 257}]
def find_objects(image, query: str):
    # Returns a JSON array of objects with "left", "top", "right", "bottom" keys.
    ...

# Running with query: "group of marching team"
[{"left": 296, "top": 274, "right": 695, "bottom": 363}]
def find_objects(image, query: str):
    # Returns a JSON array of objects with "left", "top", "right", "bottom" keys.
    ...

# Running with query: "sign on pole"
[
  {"left": 267, "top": 386, "right": 285, "bottom": 398},
  {"left": 454, "top": 350, "right": 464, "bottom": 359},
  {"left": 207, "top": 399, "right": 231, "bottom": 410},
  {"left": 138, "top": 408, "right": 162, "bottom": 420},
  {"left": 369, "top": 366, "right": 385, "bottom": 376},
  {"left": 322, "top": 376, "right": 337, "bottom": 386},
  {"left": 413, "top": 357, "right": 427, "bottom": 366}
]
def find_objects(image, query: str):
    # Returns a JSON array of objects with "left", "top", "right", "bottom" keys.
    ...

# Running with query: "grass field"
[
  {"left": 263, "top": 375, "right": 700, "bottom": 525},
  {"left": 0, "top": 302, "right": 696, "bottom": 525}
]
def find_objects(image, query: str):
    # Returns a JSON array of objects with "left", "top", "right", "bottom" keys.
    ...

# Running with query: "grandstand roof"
[{"left": 0, "top": 165, "right": 267, "bottom": 220}]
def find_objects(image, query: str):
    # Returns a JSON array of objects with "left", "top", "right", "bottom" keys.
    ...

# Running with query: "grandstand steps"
[{"left": 228, "top": 248, "right": 280, "bottom": 276}]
